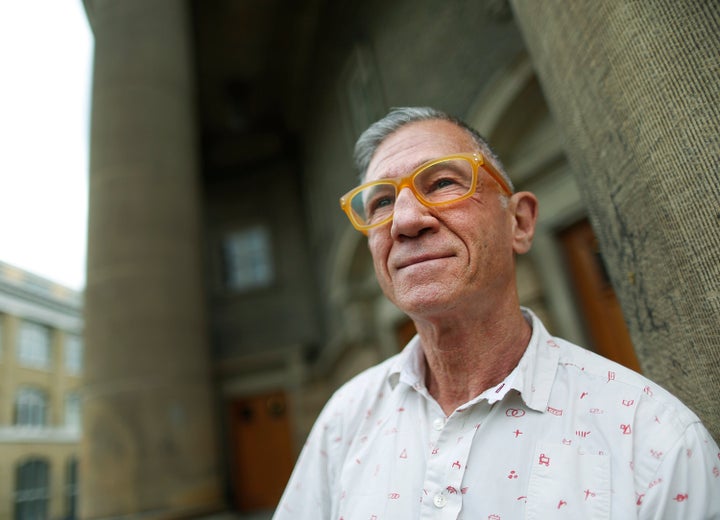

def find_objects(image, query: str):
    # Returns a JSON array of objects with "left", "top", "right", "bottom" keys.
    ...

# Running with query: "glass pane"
[
  {"left": 415, "top": 158, "right": 474, "bottom": 202},
  {"left": 222, "top": 226, "right": 274, "bottom": 291}
]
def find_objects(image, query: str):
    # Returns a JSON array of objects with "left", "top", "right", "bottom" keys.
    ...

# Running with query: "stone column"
[
  {"left": 511, "top": 1, "right": 720, "bottom": 439},
  {"left": 81, "top": 1, "right": 222, "bottom": 517}
]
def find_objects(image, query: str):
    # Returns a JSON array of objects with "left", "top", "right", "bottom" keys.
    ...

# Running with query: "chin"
[{"left": 392, "top": 287, "right": 458, "bottom": 318}]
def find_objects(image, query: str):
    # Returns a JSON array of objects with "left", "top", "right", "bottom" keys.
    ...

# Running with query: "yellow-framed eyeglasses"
[{"left": 339, "top": 152, "right": 513, "bottom": 234}]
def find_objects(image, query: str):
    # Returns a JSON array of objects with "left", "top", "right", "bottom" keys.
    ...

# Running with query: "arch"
[{"left": 466, "top": 53, "right": 588, "bottom": 344}]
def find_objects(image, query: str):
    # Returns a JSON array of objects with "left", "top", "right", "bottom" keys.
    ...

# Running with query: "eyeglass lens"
[{"left": 350, "top": 157, "right": 475, "bottom": 227}]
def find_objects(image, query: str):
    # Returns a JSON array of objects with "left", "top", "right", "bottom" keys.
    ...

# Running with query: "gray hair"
[{"left": 353, "top": 106, "right": 514, "bottom": 192}]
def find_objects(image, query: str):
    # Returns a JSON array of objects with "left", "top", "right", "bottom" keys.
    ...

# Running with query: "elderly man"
[{"left": 274, "top": 107, "right": 719, "bottom": 519}]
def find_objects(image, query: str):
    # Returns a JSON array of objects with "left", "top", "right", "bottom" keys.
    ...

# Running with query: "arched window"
[
  {"left": 15, "top": 388, "right": 48, "bottom": 427},
  {"left": 15, "top": 458, "right": 50, "bottom": 520}
]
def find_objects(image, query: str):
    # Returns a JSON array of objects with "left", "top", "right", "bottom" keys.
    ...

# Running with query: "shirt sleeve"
[
  {"left": 638, "top": 421, "right": 720, "bottom": 519},
  {"left": 272, "top": 396, "right": 345, "bottom": 520}
]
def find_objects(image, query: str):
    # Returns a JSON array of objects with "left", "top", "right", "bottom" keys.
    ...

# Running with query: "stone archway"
[
  {"left": 466, "top": 53, "right": 641, "bottom": 369},
  {"left": 466, "top": 54, "right": 589, "bottom": 344}
]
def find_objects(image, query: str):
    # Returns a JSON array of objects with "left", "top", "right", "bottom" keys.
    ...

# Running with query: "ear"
[{"left": 509, "top": 191, "right": 538, "bottom": 255}]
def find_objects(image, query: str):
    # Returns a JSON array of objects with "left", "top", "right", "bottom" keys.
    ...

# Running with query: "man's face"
[{"left": 365, "top": 119, "right": 530, "bottom": 320}]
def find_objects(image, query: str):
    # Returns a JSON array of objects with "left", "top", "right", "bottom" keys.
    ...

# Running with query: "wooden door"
[
  {"left": 558, "top": 219, "right": 642, "bottom": 372},
  {"left": 228, "top": 391, "right": 295, "bottom": 512}
]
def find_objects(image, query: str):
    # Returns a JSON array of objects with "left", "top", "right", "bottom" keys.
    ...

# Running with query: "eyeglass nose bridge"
[{"left": 394, "top": 176, "right": 427, "bottom": 208}]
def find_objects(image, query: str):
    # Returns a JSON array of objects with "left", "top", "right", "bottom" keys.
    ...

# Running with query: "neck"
[{"left": 413, "top": 304, "right": 531, "bottom": 416}]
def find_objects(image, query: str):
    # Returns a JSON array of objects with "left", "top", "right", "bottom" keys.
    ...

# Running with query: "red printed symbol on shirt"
[
  {"left": 607, "top": 371, "right": 616, "bottom": 382},
  {"left": 673, "top": 494, "right": 689, "bottom": 502},
  {"left": 622, "top": 399, "right": 635, "bottom": 406},
  {"left": 399, "top": 449, "right": 408, "bottom": 459},
  {"left": 648, "top": 478, "right": 663, "bottom": 488},
  {"left": 513, "top": 429, "right": 523, "bottom": 438},
  {"left": 488, "top": 515, "right": 501, "bottom": 520},
  {"left": 506, "top": 408, "right": 525, "bottom": 418},
  {"left": 584, "top": 489, "right": 596, "bottom": 500},
  {"left": 447, "top": 486, "right": 458, "bottom": 494},
  {"left": 557, "top": 500, "right": 567, "bottom": 509},
  {"left": 388, "top": 493, "right": 400, "bottom": 500},
  {"left": 620, "top": 424, "right": 632, "bottom": 435},
  {"left": 538, "top": 453, "right": 551, "bottom": 466},
  {"left": 547, "top": 406, "right": 563, "bottom": 416},
  {"left": 452, "top": 460, "right": 462, "bottom": 469},
  {"left": 508, "top": 470, "right": 519, "bottom": 479}
]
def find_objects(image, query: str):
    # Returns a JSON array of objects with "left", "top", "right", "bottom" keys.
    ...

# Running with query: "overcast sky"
[{"left": 0, "top": 0, "right": 93, "bottom": 291}]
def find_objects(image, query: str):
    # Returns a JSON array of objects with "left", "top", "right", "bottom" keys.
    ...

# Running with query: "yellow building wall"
[{"left": 0, "top": 311, "right": 82, "bottom": 520}]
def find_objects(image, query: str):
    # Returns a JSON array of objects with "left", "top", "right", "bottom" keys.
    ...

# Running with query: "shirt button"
[
  {"left": 433, "top": 418, "right": 445, "bottom": 431},
  {"left": 433, "top": 494, "right": 447, "bottom": 508}
]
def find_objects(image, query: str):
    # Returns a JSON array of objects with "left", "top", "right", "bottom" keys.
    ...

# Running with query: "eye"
[
  {"left": 360, "top": 185, "right": 396, "bottom": 221},
  {"left": 433, "top": 178, "right": 456, "bottom": 190},
  {"left": 415, "top": 159, "right": 474, "bottom": 201},
  {"left": 368, "top": 194, "right": 395, "bottom": 212}
]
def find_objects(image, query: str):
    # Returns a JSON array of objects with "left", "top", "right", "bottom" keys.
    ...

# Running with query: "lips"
[{"left": 393, "top": 253, "right": 453, "bottom": 270}]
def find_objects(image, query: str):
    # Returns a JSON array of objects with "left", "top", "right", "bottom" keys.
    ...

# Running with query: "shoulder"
[
  {"left": 313, "top": 353, "right": 402, "bottom": 430},
  {"left": 325, "top": 353, "right": 401, "bottom": 413},
  {"left": 549, "top": 335, "right": 703, "bottom": 460}
]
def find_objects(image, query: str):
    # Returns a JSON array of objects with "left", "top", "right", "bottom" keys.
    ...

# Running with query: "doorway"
[
  {"left": 558, "top": 219, "right": 641, "bottom": 372},
  {"left": 228, "top": 391, "right": 295, "bottom": 513}
]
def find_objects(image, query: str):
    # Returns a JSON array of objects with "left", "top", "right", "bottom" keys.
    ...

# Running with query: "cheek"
[{"left": 368, "top": 235, "right": 389, "bottom": 272}]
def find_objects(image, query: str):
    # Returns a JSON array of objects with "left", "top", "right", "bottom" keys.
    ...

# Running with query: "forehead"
[{"left": 365, "top": 119, "right": 476, "bottom": 182}]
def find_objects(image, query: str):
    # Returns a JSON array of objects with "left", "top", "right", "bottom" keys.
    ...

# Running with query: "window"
[
  {"left": 15, "top": 387, "right": 47, "bottom": 428},
  {"left": 64, "top": 393, "right": 82, "bottom": 432},
  {"left": 65, "top": 457, "right": 78, "bottom": 520},
  {"left": 222, "top": 226, "right": 275, "bottom": 291},
  {"left": 15, "top": 458, "right": 50, "bottom": 520},
  {"left": 64, "top": 335, "right": 83, "bottom": 374},
  {"left": 18, "top": 321, "right": 51, "bottom": 369}
]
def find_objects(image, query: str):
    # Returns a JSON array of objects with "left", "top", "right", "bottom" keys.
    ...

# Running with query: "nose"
[{"left": 390, "top": 187, "right": 437, "bottom": 239}]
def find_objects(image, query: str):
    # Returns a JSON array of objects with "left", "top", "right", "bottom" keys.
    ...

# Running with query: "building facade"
[
  {"left": 80, "top": 0, "right": 719, "bottom": 517},
  {"left": 0, "top": 261, "right": 83, "bottom": 520}
]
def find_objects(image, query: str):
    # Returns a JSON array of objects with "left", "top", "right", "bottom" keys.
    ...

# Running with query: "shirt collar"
[{"left": 387, "top": 308, "right": 560, "bottom": 413}]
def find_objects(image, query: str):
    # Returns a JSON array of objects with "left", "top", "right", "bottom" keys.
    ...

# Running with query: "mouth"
[{"left": 394, "top": 253, "right": 453, "bottom": 270}]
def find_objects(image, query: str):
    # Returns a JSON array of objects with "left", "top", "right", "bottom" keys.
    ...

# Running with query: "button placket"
[{"left": 428, "top": 405, "right": 490, "bottom": 518}]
